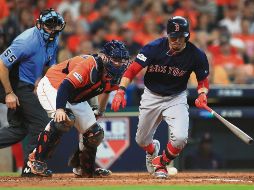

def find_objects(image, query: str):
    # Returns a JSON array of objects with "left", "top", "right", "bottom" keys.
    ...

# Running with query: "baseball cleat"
[
  {"left": 94, "top": 168, "right": 112, "bottom": 177},
  {"left": 26, "top": 160, "right": 49, "bottom": 176},
  {"left": 73, "top": 167, "right": 82, "bottom": 176},
  {"left": 146, "top": 139, "right": 160, "bottom": 174},
  {"left": 21, "top": 163, "right": 52, "bottom": 177},
  {"left": 73, "top": 167, "right": 112, "bottom": 177},
  {"left": 152, "top": 156, "right": 168, "bottom": 179},
  {"left": 153, "top": 169, "right": 168, "bottom": 179}
]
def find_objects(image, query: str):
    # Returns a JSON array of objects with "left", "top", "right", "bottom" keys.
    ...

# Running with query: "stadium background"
[{"left": 0, "top": 0, "right": 254, "bottom": 173}]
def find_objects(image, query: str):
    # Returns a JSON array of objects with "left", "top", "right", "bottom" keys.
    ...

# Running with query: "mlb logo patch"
[
  {"left": 96, "top": 117, "right": 130, "bottom": 169},
  {"left": 137, "top": 53, "right": 147, "bottom": 62},
  {"left": 73, "top": 72, "right": 83, "bottom": 83}
]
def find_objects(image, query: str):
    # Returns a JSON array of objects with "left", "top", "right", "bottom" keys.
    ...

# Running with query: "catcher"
[{"left": 27, "top": 40, "right": 130, "bottom": 177}]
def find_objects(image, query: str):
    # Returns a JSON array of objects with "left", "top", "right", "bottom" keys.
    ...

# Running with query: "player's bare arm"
[
  {"left": 90, "top": 93, "right": 110, "bottom": 119},
  {"left": 0, "top": 59, "right": 19, "bottom": 109},
  {"left": 98, "top": 93, "right": 110, "bottom": 114},
  {"left": 88, "top": 96, "right": 99, "bottom": 109},
  {"left": 119, "top": 77, "right": 132, "bottom": 89}
]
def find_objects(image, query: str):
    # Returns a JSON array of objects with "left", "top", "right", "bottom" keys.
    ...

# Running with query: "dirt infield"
[{"left": 0, "top": 172, "right": 254, "bottom": 187}]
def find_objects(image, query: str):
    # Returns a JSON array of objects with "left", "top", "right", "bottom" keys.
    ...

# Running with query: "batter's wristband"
[
  {"left": 197, "top": 88, "right": 208, "bottom": 95},
  {"left": 119, "top": 86, "right": 126, "bottom": 92}
]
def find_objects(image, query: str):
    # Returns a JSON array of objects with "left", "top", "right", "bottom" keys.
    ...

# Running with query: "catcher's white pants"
[{"left": 37, "top": 76, "right": 96, "bottom": 134}]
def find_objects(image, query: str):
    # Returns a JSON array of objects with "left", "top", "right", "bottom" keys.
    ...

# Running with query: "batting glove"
[
  {"left": 111, "top": 89, "right": 126, "bottom": 112},
  {"left": 195, "top": 93, "right": 207, "bottom": 109}
]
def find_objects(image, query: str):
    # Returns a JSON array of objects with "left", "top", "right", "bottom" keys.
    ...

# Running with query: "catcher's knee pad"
[
  {"left": 54, "top": 108, "right": 75, "bottom": 132},
  {"left": 82, "top": 123, "right": 104, "bottom": 148}
]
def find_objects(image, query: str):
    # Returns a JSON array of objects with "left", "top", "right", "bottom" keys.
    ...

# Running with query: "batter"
[{"left": 112, "top": 16, "right": 210, "bottom": 178}]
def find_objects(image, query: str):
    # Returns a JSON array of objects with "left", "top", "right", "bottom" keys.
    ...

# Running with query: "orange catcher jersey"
[{"left": 46, "top": 55, "right": 119, "bottom": 103}]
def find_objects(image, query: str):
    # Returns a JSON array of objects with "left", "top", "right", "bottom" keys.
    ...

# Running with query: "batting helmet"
[
  {"left": 36, "top": 8, "right": 65, "bottom": 42},
  {"left": 167, "top": 16, "right": 190, "bottom": 41},
  {"left": 100, "top": 40, "right": 130, "bottom": 79}
]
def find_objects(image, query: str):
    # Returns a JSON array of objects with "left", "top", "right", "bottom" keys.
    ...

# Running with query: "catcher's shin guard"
[
  {"left": 79, "top": 123, "right": 104, "bottom": 177},
  {"left": 34, "top": 121, "right": 63, "bottom": 161},
  {"left": 79, "top": 146, "right": 97, "bottom": 177},
  {"left": 68, "top": 148, "right": 81, "bottom": 168}
]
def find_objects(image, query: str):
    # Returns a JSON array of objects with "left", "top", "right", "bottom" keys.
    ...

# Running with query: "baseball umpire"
[
  {"left": 27, "top": 40, "right": 130, "bottom": 177},
  {"left": 0, "top": 8, "right": 65, "bottom": 177},
  {"left": 112, "top": 16, "right": 210, "bottom": 178}
]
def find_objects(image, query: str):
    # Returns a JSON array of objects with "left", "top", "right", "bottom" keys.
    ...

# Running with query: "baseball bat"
[{"left": 202, "top": 105, "right": 253, "bottom": 145}]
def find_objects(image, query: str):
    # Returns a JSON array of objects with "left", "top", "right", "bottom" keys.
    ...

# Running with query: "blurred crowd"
[{"left": 1, "top": 0, "right": 254, "bottom": 86}]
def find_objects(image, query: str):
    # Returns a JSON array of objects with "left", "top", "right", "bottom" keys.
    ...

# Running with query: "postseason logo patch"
[
  {"left": 96, "top": 117, "right": 130, "bottom": 169},
  {"left": 73, "top": 72, "right": 83, "bottom": 83},
  {"left": 137, "top": 53, "right": 147, "bottom": 62}
]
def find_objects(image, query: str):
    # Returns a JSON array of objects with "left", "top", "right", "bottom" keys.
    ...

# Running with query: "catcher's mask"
[
  {"left": 36, "top": 8, "right": 65, "bottom": 42},
  {"left": 100, "top": 40, "right": 130, "bottom": 80}
]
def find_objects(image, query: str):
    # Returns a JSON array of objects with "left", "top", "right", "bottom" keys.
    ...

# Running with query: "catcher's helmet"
[
  {"left": 167, "top": 16, "right": 190, "bottom": 41},
  {"left": 100, "top": 40, "right": 130, "bottom": 79},
  {"left": 37, "top": 8, "right": 65, "bottom": 42}
]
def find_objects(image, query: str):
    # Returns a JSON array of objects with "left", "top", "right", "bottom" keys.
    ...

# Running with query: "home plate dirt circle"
[{"left": 0, "top": 172, "right": 254, "bottom": 187}]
